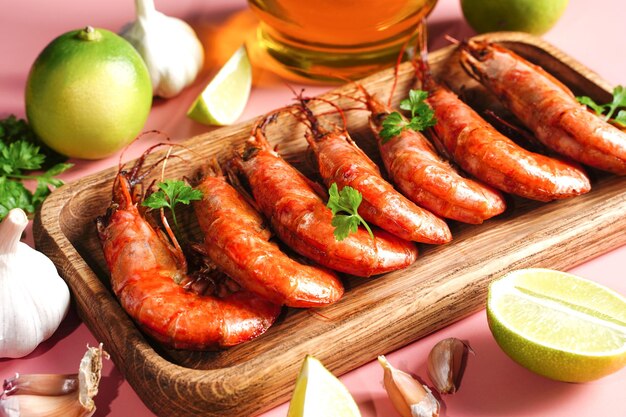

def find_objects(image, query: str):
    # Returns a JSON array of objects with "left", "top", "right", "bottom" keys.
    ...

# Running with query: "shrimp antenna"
[
  {"left": 444, "top": 34, "right": 461, "bottom": 45},
  {"left": 411, "top": 19, "right": 436, "bottom": 90},
  {"left": 417, "top": 18, "right": 429, "bottom": 70},
  {"left": 283, "top": 81, "right": 303, "bottom": 99},
  {"left": 345, "top": 82, "right": 371, "bottom": 107},
  {"left": 125, "top": 143, "right": 188, "bottom": 187},
  {"left": 117, "top": 128, "right": 200, "bottom": 185},
  {"left": 118, "top": 130, "right": 163, "bottom": 172},
  {"left": 320, "top": 73, "right": 373, "bottom": 109},
  {"left": 123, "top": 143, "right": 167, "bottom": 183},
  {"left": 159, "top": 146, "right": 174, "bottom": 183},
  {"left": 388, "top": 29, "right": 413, "bottom": 107},
  {"left": 253, "top": 100, "right": 298, "bottom": 136},
  {"left": 293, "top": 90, "right": 349, "bottom": 136}
]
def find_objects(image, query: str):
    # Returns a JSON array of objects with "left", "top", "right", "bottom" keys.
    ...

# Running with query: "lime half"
[
  {"left": 287, "top": 355, "right": 361, "bottom": 417},
  {"left": 187, "top": 45, "right": 251, "bottom": 126},
  {"left": 487, "top": 268, "right": 626, "bottom": 382}
]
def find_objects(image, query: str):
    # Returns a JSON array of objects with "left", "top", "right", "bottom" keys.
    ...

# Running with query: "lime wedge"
[
  {"left": 287, "top": 355, "right": 361, "bottom": 417},
  {"left": 186, "top": 45, "right": 251, "bottom": 126},
  {"left": 487, "top": 268, "right": 626, "bottom": 382}
]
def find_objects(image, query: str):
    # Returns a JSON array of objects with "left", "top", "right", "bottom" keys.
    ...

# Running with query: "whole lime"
[
  {"left": 25, "top": 26, "right": 152, "bottom": 160},
  {"left": 461, "top": 0, "right": 569, "bottom": 36}
]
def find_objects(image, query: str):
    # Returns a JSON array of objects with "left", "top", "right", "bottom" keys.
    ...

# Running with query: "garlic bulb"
[
  {"left": 0, "top": 208, "right": 70, "bottom": 358},
  {"left": 120, "top": 0, "right": 204, "bottom": 98}
]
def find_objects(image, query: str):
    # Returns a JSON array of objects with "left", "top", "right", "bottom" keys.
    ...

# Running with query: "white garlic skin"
[
  {"left": 0, "top": 209, "right": 70, "bottom": 358},
  {"left": 120, "top": 0, "right": 204, "bottom": 98}
]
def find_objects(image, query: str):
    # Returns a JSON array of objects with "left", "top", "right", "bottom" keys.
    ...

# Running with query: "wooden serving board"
[{"left": 33, "top": 32, "right": 626, "bottom": 416}]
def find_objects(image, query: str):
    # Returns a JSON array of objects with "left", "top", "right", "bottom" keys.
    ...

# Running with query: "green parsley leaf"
[
  {"left": 331, "top": 214, "right": 361, "bottom": 241},
  {"left": 43, "top": 162, "right": 74, "bottom": 178},
  {"left": 0, "top": 115, "right": 39, "bottom": 145},
  {"left": 0, "top": 140, "right": 45, "bottom": 175},
  {"left": 576, "top": 96, "right": 606, "bottom": 115},
  {"left": 31, "top": 163, "right": 74, "bottom": 207},
  {"left": 380, "top": 112, "right": 408, "bottom": 142},
  {"left": 142, "top": 179, "right": 203, "bottom": 234},
  {"left": 399, "top": 89, "right": 429, "bottom": 116},
  {"left": 407, "top": 104, "right": 436, "bottom": 132},
  {"left": 379, "top": 89, "right": 437, "bottom": 144},
  {"left": 612, "top": 85, "right": 626, "bottom": 107},
  {"left": 614, "top": 110, "right": 626, "bottom": 127},
  {"left": 577, "top": 85, "right": 626, "bottom": 123},
  {"left": 0, "top": 177, "right": 35, "bottom": 220},
  {"left": 605, "top": 86, "right": 626, "bottom": 121},
  {"left": 0, "top": 116, "right": 72, "bottom": 220},
  {"left": 326, "top": 183, "right": 373, "bottom": 241}
]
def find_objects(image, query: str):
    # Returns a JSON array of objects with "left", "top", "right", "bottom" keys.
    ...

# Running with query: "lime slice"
[
  {"left": 487, "top": 268, "right": 626, "bottom": 382},
  {"left": 287, "top": 355, "right": 361, "bottom": 417},
  {"left": 186, "top": 45, "right": 251, "bottom": 126}
]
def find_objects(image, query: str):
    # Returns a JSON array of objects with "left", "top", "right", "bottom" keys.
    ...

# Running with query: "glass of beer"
[{"left": 248, "top": 0, "right": 438, "bottom": 82}]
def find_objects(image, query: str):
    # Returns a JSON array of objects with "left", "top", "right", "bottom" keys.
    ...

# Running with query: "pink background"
[{"left": 1, "top": 1, "right": 625, "bottom": 416}]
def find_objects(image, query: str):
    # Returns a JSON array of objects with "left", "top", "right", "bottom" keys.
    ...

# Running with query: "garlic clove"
[
  {"left": 427, "top": 338, "right": 471, "bottom": 394},
  {"left": 1, "top": 393, "right": 95, "bottom": 417},
  {"left": 0, "top": 344, "right": 108, "bottom": 417},
  {"left": 2, "top": 373, "right": 78, "bottom": 396},
  {"left": 378, "top": 355, "right": 439, "bottom": 417}
]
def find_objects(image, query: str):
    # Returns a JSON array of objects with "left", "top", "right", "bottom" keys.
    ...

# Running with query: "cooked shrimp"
[
  {"left": 423, "top": 81, "right": 591, "bottom": 201},
  {"left": 96, "top": 168, "right": 280, "bottom": 350},
  {"left": 360, "top": 87, "right": 507, "bottom": 224},
  {"left": 193, "top": 166, "right": 344, "bottom": 308},
  {"left": 413, "top": 40, "right": 591, "bottom": 202},
  {"left": 296, "top": 99, "right": 451, "bottom": 244},
  {"left": 460, "top": 39, "right": 626, "bottom": 175},
  {"left": 227, "top": 119, "right": 418, "bottom": 277}
]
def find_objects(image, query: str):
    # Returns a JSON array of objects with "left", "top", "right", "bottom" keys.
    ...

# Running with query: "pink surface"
[{"left": 1, "top": 1, "right": 625, "bottom": 416}]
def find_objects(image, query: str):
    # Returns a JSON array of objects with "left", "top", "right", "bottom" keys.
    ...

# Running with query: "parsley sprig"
[
  {"left": 326, "top": 183, "right": 374, "bottom": 241},
  {"left": 142, "top": 179, "right": 203, "bottom": 235},
  {"left": 0, "top": 115, "right": 73, "bottom": 220},
  {"left": 577, "top": 85, "right": 626, "bottom": 126},
  {"left": 380, "top": 89, "right": 437, "bottom": 143}
]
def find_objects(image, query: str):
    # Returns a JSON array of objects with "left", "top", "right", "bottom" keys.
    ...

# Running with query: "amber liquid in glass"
[{"left": 248, "top": 0, "right": 437, "bottom": 82}]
